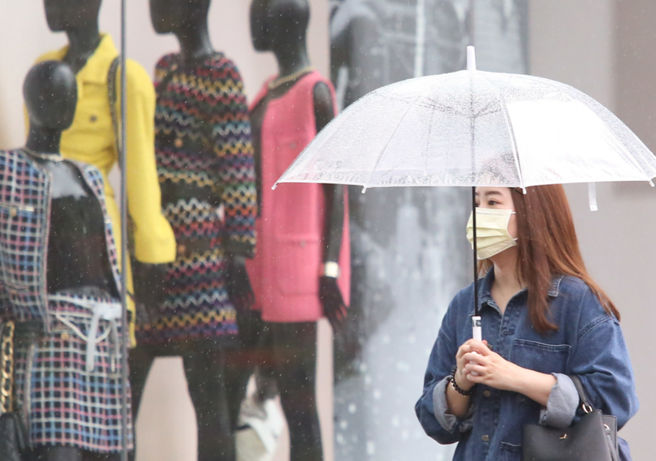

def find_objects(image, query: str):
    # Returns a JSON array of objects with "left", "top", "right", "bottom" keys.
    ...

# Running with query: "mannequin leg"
[
  {"left": 182, "top": 347, "right": 250, "bottom": 461},
  {"left": 127, "top": 345, "right": 158, "bottom": 461},
  {"left": 266, "top": 322, "right": 322, "bottom": 461},
  {"left": 223, "top": 348, "right": 255, "bottom": 428}
]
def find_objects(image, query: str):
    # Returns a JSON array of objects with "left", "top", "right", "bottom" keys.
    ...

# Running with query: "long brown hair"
[{"left": 479, "top": 185, "right": 619, "bottom": 334}]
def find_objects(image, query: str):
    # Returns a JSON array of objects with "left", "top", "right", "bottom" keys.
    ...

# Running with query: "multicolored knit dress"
[{"left": 135, "top": 53, "right": 257, "bottom": 346}]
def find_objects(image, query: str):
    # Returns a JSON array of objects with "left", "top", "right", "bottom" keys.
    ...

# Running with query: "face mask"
[{"left": 466, "top": 208, "right": 517, "bottom": 260}]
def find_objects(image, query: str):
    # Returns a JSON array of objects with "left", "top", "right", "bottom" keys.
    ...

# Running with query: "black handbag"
[
  {"left": 0, "top": 322, "right": 28, "bottom": 461},
  {"left": 522, "top": 375, "right": 618, "bottom": 461}
]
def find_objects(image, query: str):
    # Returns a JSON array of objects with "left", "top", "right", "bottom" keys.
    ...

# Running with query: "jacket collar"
[
  {"left": 475, "top": 268, "right": 564, "bottom": 312},
  {"left": 51, "top": 33, "right": 118, "bottom": 85}
]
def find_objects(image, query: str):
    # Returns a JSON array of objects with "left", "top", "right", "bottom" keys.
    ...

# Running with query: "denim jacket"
[{"left": 415, "top": 269, "right": 638, "bottom": 461}]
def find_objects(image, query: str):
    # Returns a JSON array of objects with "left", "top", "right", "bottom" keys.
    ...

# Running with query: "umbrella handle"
[
  {"left": 472, "top": 315, "right": 482, "bottom": 341},
  {"left": 470, "top": 315, "right": 482, "bottom": 376}
]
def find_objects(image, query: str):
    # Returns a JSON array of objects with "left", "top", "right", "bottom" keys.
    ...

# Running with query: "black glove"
[
  {"left": 131, "top": 260, "right": 167, "bottom": 325},
  {"left": 226, "top": 255, "right": 261, "bottom": 347},
  {"left": 225, "top": 256, "right": 255, "bottom": 313},
  {"left": 319, "top": 276, "right": 348, "bottom": 332}
]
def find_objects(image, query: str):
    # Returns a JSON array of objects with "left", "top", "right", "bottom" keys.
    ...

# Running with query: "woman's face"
[{"left": 475, "top": 187, "right": 518, "bottom": 239}]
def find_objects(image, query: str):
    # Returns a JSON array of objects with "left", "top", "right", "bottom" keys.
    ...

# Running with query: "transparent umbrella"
[
  {"left": 277, "top": 47, "right": 656, "bottom": 191},
  {"left": 275, "top": 46, "right": 656, "bottom": 338}
]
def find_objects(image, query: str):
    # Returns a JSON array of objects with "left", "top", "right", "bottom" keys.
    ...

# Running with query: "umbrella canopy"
[
  {"left": 277, "top": 50, "right": 656, "bottom": 191},
  {"left": 275, "top": 46, "right": 656, "bottom": 330}
]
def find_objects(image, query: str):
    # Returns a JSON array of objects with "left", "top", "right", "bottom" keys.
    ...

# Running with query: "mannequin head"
[
  {"left": 24, "top": 61, "right": 77, "bottom": 132},
  {"left": 150, "top": 0, "right": 211, "bottom": 34},
  {"left": 250, "top": 0, "right": 309, "bottom": 52},
  {"left": 44, "top": 0, "right": 102, "bottom": 32}
]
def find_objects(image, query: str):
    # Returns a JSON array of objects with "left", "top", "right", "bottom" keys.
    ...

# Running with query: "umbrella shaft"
[{"left": 472, "top": 186, "right": 479, "bottom": 317}]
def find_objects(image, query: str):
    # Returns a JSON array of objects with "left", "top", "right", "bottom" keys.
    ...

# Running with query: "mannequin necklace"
[
  {"left": 22, "top": 147, "right": 65, "bottom": 163},
  {"left": 268, "top": 66, "right": 314, "bottom": 90}
]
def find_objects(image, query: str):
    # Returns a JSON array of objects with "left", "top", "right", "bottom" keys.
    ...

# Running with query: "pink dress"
[{"left": 247, "top": 71, "right": 351, "bottom": 323}]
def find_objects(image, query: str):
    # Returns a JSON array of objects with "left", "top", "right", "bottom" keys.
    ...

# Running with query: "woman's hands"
[
  {"left": 454, "top": 339, "right": 482, "bottom": 391},
  {"left": 459, "top": 340, "right": 556, "bottom": 406},
  {"left": 460, "top": 340, "right": 522, "bottom": 391},
  {"left": 445, "top": 339, "right": 483, "bottom": 418}
]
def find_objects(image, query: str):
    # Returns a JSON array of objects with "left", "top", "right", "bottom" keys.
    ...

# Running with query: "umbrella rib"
[
  {"left": 492, "top": 81, "right": 525, "bottom": 189},
  {"left": 600, "top": 126, "right": 654, "bottom": 182},
  {"left": 473, "top": 100, "right": 500, "bottom": 119},
  {"left": 362, "top": 95, "right": 423, "bottom": 190}
]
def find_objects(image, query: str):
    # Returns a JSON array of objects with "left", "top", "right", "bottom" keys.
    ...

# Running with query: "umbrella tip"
[
  {"left": 272, "top": 183, "right": 278, "bottom": 190},
  {"left": 467, "top": 46, "right": 477, "bottom": 71}
]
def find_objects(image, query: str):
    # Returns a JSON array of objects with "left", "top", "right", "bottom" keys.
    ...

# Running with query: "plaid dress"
[{"left": 0, "top": 149, "right": 131, "bottom": 453}]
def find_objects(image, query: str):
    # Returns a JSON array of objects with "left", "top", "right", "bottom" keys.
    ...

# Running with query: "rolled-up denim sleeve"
[
  {"left": 415, "top": 295, "right": 473, "bottom": 444},
  {"left": 539, "top": 373, "right": 578, "bottom": 429},
  {"left": 433, "top": 376, "right": 474, "bottom": 432}
]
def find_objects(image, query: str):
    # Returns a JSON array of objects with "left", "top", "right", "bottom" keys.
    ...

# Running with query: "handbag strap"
[
  {"left": 570, "top": 375, "right": 595, "bottom": 414},
  {"left": 107, "top": 56, "right": 180, "bottom": 150},
  {"left": 107, "top": 57, "right": 120, "bottom": 157},
  {"left": 0, "top": 322, "right": 16, "bottom": 414}
]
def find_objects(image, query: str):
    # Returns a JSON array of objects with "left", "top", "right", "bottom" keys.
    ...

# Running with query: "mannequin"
[
  {"left": 0, "top": 61, "right": 130, "bottom": 460},
  {"left": 25, "top": 67, "right": 116, "bottom": 298},
  {"left": 246, "top": 1, "right": 351, "bottom": 460},
  {"left": 38, "top": 0, "right": 177, "bottom": 332},
  {"left": 330, "top": 0, "right": 383, "bottom": 108},
  {"left": 129, "top": 1, "right": 258, "bottom": 461}
]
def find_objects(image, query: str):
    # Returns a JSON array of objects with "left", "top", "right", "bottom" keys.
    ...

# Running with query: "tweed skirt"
[{"left": 13, "top": 291, "right": 133, "bottom": 453}]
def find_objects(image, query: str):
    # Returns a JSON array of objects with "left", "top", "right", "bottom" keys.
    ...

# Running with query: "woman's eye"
[{"left": 488, "top": 200, "right": 498, "bottom": 206}]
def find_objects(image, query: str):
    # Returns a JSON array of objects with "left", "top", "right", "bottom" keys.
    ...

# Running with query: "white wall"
[{"left": 530, "top": 1, "right": 656, "bottom": 458}]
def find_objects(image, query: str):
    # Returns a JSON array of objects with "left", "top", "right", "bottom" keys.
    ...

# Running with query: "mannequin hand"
[
  {"left": 236, "top": 307, "right": 264, "bottom": 349},
  {"left": 132, "top": 261, "right": 167, "bottom": 325},
  {"left": 462, "top": 340, "right": 522, "bottom": 391},
  {"left": 226, "top": 256, "right": 255, "bottom": 313},
  {"left": 320, "top": 276, "right": 348, "bottom": 331}
]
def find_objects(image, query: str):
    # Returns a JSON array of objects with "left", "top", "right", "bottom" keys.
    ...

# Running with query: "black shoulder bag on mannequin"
[
  {"left": 0, "top": 322, "right": 28, "bottom": 461},
  {"left": 522, "top": 375, "right": 619, "bottom": 461}
]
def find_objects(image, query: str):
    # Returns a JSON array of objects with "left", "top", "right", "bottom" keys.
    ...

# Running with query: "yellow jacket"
[{"left": 30, "top": 34, "right": 176, "bottom": 340}]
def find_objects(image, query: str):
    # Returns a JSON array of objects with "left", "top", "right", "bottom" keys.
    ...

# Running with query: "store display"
[{"left": 0, "top": 3, "right": 536, "bottom": 461}]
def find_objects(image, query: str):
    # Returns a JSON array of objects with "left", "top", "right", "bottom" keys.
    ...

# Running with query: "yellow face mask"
[{"left": 466, "top": 208, "right": 517, "bottom": 260}]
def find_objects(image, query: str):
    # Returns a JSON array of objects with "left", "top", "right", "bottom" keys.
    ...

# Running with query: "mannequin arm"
[
  {"left": 212, "top": 62, "right": 257, "bottom": 310},
  {"left": 120, "top": 61, "right": 176, "bottom": 264},
  {"left": 314, "top": 82, "right": 348, "bottom": 329},
  {"left": 212, "top": 62, "right": 257, "bottom": 258}
]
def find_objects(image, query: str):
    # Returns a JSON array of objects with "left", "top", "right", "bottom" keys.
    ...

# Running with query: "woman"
[{"left": 415, "top": 185, "right": 638, "bottom": 461}]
